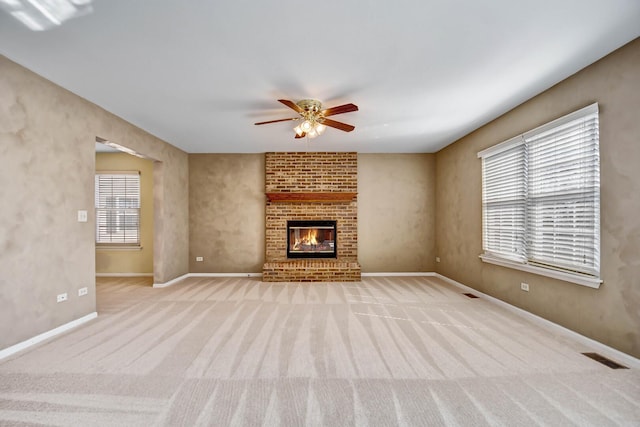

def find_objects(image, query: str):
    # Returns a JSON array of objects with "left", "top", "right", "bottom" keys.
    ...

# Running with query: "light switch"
[{"left": 77, "top": 210, "right": 88, "bottom": 222}]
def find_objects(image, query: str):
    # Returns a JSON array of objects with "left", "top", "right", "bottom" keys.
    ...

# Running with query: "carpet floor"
[{"left": 0, "top": 275, "right": 638, "bottom": 426}]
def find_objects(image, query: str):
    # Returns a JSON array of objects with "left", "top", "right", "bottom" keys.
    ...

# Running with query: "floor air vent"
[
  {"left": 582, "top": 352, "right": 628, "bottom": 369},
  {"left": 463, "top": 293, "right": 479, "bottom": 299}
]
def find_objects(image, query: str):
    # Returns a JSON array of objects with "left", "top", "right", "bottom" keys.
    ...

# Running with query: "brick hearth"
[{"left": 263, "top": 152, "right": 361, "bottom": 282}]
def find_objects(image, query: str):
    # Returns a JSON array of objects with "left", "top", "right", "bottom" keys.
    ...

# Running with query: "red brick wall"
[
  {"left": 263, "top": 152, "right": 361, "bottom": 281},
  {"left": 266, "top": 152, "right": 358, "bottom": 193}
]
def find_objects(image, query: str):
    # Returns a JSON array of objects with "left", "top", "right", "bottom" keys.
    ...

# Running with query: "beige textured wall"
[
  {"left": 189, "top": 154, "right": 265, "bottom": 272},
  {"left": 95, "top": 153, "right": 154, "bottom": 274},
  {"left": 189, "top": 153, "right": 437, "bottom": 274},
  {"left": 358, "top": 154, "right": 436, "bottom": 272},
  {"left": 435, "top": 39, "right": 640, "bottom": 357},
  {"left": 0, "top": 56, "right": 188, "bottom": 350}
]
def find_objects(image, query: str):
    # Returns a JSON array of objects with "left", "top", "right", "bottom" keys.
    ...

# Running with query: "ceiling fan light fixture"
[
  {"left": 255, "top": 98, "right": 357, "bottom": 139},
  {"left": 301, "top": 120, "right": 313, "bottom": 132}
]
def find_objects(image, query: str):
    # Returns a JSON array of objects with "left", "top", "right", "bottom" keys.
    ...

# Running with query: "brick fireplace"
[{"left": 262, "top": 152, "right": 361, "bottom": 282}]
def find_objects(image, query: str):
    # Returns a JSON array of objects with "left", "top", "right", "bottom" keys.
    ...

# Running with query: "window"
[
  {"left": 95, "top": 172, "right": 140, "bottom": 246},
  {"left": 478, "top": 104, "right": 601, "bottom": 288}
]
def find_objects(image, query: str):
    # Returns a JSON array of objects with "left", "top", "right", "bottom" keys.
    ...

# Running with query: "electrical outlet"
[
  {"left": 57, "top": 293, "right": 68, "bottom": 303},
  {"left": 77, "top": 210, "right": 88, "bottom": 222},
  {"left": 521, "top": 282, "right": 529, "bottom": 292},
  {"left": 435, "top": 257, "right": 441, "bottom": 263},
  {"left": 196, "top": 256, "right": 204, "bottom": 262},
  {"left": 78, "top": 287, "right": 88, "bottom": 296}
]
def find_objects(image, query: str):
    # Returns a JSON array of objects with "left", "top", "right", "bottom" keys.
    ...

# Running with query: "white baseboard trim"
[
  {"left": 155, "top": 272, "right": 427, "bottom": 287},
  {"left": 433, "top": 273, "right": 640, "bottom": 369},
  {"left": 153, "top": 273, "right": 189, "bottom": 288},
  {"left": 362, "top": 272, "right": 436, "bottom": 277},
  {"left": 96, "top": 273, "right": 153, "bottom": 277},
  {"left": 188, "top": 273, "right": 263, "bottom": 278},
  {"left": 153, "top": 272, "right": 263, "bottom": 288},
  {"left": 0, "top": 312, "right": 98, "bottom": 361}
]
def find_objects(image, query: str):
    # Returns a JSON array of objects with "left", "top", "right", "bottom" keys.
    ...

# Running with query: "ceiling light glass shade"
[
  {"left": 0, "top": 0, "right": 93, "bottom": 31},
  {"left": 292, "top": 116, "right": 327, "bottom": 139},
  {"left": 301, "top": 120, "right": 313, "bottom": 132}
]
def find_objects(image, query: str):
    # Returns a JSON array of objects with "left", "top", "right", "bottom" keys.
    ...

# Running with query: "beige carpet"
[{"left": 0, "top": 275, "right": 638, "bottom": 426}]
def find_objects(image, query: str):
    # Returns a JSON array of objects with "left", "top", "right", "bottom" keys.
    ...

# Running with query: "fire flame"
[
  {"left": 308, "top": 229, "right": 318, "bottom": 245},
  {"left": 293, "top": 229, "right": 318, "bottom": 250}
]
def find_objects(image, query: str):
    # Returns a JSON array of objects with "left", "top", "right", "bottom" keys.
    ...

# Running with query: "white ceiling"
[{"left": 1, "top": 1, "right": 639, "bottom": 154}]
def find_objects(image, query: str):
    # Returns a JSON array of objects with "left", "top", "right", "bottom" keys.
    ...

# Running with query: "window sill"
[
  {"left": 479, "top": 254, "right": 602, "bottom": 289},
  {"left": 96, "top": 246, "right": 142, "bottom": 251}
]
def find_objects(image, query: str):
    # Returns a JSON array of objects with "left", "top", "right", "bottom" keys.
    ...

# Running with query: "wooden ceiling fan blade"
[
  {"left": 254, "top": 117, "right": 299, "bottom": 125},
  {"left": 321, "top": 103, "right": 358, "bottom": 117},
  {"left": 294, "top": 132, "right": 306, "bottom": 139},
  {"left": 321, "top": 118, "right": 355, "bottom": 132},
  {"left": 278, "top": 99, "right": 304, "bottom": 113}
]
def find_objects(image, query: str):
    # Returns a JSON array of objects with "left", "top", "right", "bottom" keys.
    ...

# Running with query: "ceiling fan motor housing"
[{"left": 296, "top": 99, "right": 323, "bottom": 114}]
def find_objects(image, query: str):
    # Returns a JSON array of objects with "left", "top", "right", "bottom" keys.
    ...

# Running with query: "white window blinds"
[
  {"left": 95, "top": 172, "right": 140, "bottom": 245},
  {"left": 478, "top": 103, "right": 600, "bottom": 279},
  {"left": 481, "top": 142, "right": 527, "bottom": 263}
]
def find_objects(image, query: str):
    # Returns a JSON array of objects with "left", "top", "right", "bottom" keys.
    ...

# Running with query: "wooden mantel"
[{"left": 266, "top": 192, "right": 357, "bottom": 203}]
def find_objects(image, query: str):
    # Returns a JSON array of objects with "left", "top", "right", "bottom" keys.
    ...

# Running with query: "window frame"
[
  {"left": 477, "top": 104, "right": 602, "bottom": 289},
  {"left": 95, "top": 171, "right": 141, "bottom": 248}
]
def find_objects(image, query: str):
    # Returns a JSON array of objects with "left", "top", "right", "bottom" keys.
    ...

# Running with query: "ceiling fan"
[{"left": 254, "top": 99, "right": 358, "bottom": 139}]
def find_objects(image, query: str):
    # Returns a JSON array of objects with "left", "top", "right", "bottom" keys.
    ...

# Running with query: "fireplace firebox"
[{"left": 287, "top": 220, "right": 337, "bottom": 259}]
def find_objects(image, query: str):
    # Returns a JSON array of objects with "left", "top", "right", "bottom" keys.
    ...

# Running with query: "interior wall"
[
  {"left": 189, "top": 154, "right": 265, "bottom": 273},
  {"left": 358, "top": 154, "right": 436, "bottom": 272},
  {"left": 188, "top": 153, "right": 437, "bottom": 275},
  {"left": 95, "top": 152, "right": 154, "bottom": 274},
  {"left": 435, "top": 38, "right": 640, "bottom": 358},
  {"left": 0, "top": 55, "right": 188, "bottom": 351}
]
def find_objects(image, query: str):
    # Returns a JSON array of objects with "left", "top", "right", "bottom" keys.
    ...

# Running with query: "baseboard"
[
  {"left": 156, "top": 272, "right": 426, "bottom": 286},
  {"left": 96, "top": 273, "right": 153, "bottom": 277},
  {"left": 156, "top": 271, "right": 429, "bottom": 286},
  {"left": 362, "top": 272, "right": 436, "bottom": 277},
  {"left": 153, "top": 273, "right": 189, "bottom": 288},
  {"left": 153, "top": 272, "right": 263, "bottom": 288},
  {"left": 433, "top": 273, "right": 640, "bottom": 370},
  {"left": 0, "top": 312, "right": 98, "bottom": 361},
  {"left": 188, "top": 272, "right": 263, "bottom": 278}
]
